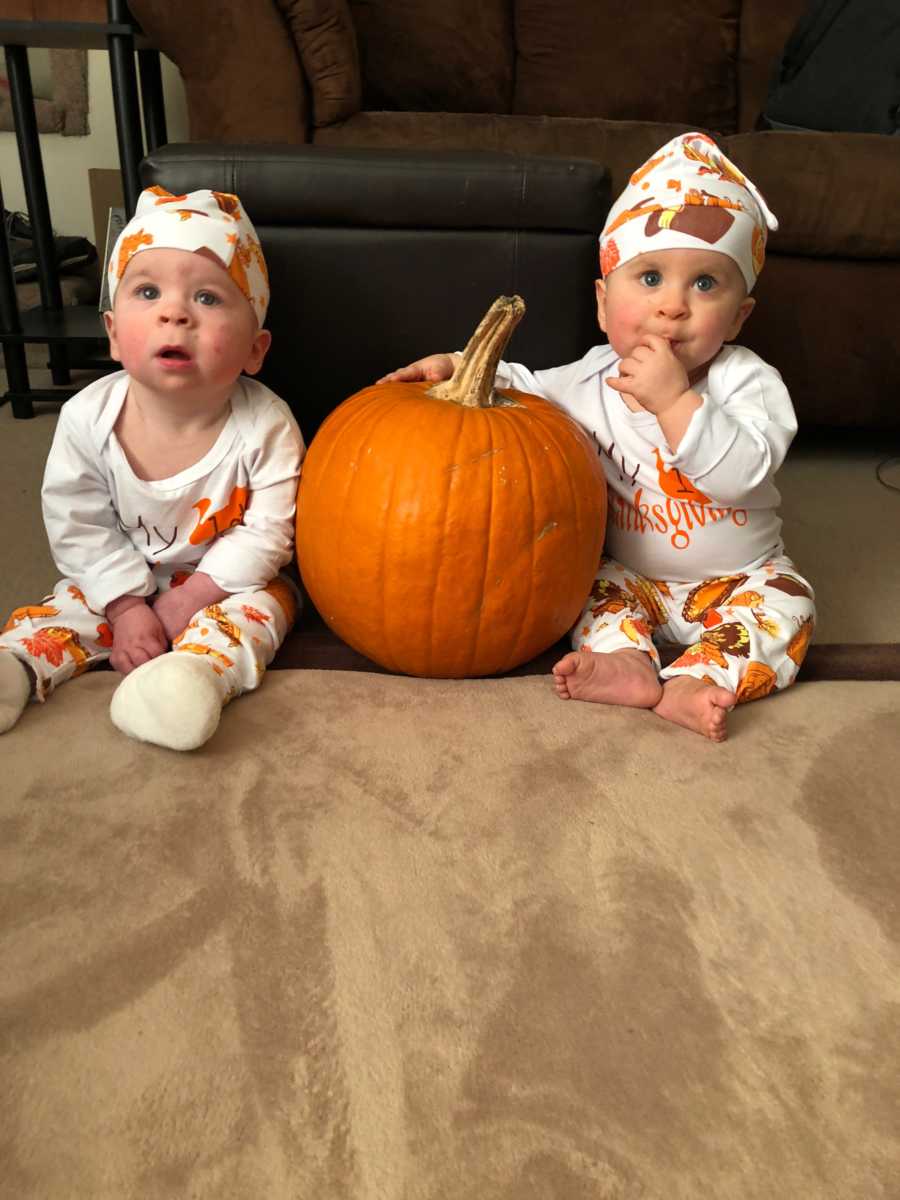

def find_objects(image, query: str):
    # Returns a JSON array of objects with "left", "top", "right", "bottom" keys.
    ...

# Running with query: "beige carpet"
[
  {"left": 3, "top": 669, "right": 900, "bottom": 1197},
  {"left": 2, "top": 393, "right": 900, "bottom": 1197}
]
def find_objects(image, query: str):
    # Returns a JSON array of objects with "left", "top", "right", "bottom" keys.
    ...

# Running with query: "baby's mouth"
[{"left": 157, "top": 346, "right": 191, "bottom": 362}]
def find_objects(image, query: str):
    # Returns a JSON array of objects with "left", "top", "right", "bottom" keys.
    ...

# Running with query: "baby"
[
  {"left": 0, "top": 186, "right": 305, "bottom": 750},
  {"left": 379, "top": 133, "right": 815, "bottom": 741}
]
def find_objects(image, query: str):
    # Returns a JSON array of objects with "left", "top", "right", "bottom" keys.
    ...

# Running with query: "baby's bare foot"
[
  {"left": 552, "top": 648, "right": 662, "bottom": 708},
  {"left": 653, "top": 675, "right": 736, "bottom": 742}
]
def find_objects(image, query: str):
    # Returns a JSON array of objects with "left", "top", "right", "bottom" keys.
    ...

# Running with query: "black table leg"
[
  {"left": 107, "top": 0, "right": 144, "bottom": 215},
  {"left": 0, "top": 177, "right": 32, "bottom": 418},
  {"left": 138, "top": 48, "right": 168, "bottom": 153},
  {"left": 5, "top": 43, "right": 70, "bottom": 388}
]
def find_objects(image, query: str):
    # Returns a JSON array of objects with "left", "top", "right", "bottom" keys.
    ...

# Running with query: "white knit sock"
[
  {"left": 0, "top": 652, "right": 32, "bottom": 733},
  {"left": 109, "top": 652, "right": 224, "bottom": 751}
]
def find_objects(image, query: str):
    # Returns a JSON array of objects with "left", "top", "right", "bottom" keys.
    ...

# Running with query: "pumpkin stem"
[{"left": 428, "top": 295, "right": 525, "bottom": 408}]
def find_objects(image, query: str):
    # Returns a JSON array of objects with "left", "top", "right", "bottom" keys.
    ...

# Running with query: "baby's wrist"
[
  {"left": 656, "top": 387, "right": 700, "bottom": 416},
  {"left": 106, "top": 593, "right": 147, "bottom": 623}
]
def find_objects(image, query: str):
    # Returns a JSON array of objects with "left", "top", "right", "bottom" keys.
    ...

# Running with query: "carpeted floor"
[
  {"left": 3, "top": 669, "right": 900, "bottom": 1198},
  {"left": 2, "top": 386, "right": 900, "bottom": 1198}
]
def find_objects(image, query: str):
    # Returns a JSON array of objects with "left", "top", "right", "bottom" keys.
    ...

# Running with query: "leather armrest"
[{"left": 129, "top": 0, "right": 309, "bottom": 143}]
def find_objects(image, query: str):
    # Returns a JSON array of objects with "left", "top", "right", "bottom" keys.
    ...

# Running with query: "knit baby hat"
[
  {"left": 599, "top": 133, "right": 778, "bottom": 292},
  {"left": 106, "top": 186, "right": 269, "bottom": 326}
]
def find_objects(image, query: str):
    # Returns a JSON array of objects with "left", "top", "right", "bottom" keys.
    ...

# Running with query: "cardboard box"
[{"left": 88, "top": 168, "right": 124, "bottom": 260}]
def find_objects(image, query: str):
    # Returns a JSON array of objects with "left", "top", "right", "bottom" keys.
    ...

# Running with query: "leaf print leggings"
[
  {"left": 0, "top": 571, "right": 299, "bottom": 704},
  {"left": 572, "top": 554, "right": 816, "bottom": 702}
]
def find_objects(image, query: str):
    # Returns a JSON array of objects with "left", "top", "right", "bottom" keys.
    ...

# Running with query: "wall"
[{"left": 0, "top": 48, "right": 188, "bottom": 245}]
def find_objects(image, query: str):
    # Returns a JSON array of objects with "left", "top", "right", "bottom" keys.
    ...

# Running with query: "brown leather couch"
[{"left": 130, "top": 0, "right": 900, "bottom": 431}]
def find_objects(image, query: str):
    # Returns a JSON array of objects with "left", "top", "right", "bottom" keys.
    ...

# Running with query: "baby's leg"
[
  {"left": 553, "top": 557, "right": 666, "bottom": 708},
  {"left": 0, "top": 581, "right": 115, "bottom": 732},
  {"left": 0, "top": 651, "right": 31, "bottom": 733},
  {"left": 110, "top": 576, "right": 298, "bottom": 750},
  {"left": 656, "top": 557, "right": 816, "bottom": 741}
]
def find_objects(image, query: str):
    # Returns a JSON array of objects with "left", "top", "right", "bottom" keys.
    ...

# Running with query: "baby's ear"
[
  {"left": 595, "top": 278, "right": 609, "bottom": 333},
  {"left": 243, "top": 328, "right": 272, "bottom": 376},
  {"left": 727, "top": 295, "right": 755, "bottom": 341},
  {"left": 103, "top": 310, "right": 122, "bottom": 362}
]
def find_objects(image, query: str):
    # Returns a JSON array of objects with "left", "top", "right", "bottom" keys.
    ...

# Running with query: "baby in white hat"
[
  {"left": 0, "top": 187, "right": 305, "bottom": 751},
  {"left": 379, "top": 133, "right": 816, "bottom": 742}
]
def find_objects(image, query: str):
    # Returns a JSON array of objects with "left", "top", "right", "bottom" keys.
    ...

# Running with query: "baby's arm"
[
  {"left": 42, "top": 404, "right": 157, "bottom": 612},
  {"left": 106, "top": 594, "right": 168, "bottom": 675},
  {"left": 657, "top": 349, "right": 798, "bottom": 503},
  {"left": 377, "top": 354, "right": 460, "bottom": 384},
  {"left": 192, "top": 398, "right": 305, "bottom": 597},
  {"left": 607, "top": 334, "right": 699, "bottom": 449},
  {"left": 151, "top": 572, "right": 229, "bottom": 641}
]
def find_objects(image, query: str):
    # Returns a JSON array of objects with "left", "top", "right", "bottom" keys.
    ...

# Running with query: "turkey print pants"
[
  {"left": 572, "top": 554, "right": 816, "bottom": 703},
  {"left": 0, "top": 571, "right": 298, "bottom": 704}
]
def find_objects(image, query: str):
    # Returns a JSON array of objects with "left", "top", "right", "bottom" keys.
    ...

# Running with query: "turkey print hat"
[
  {"left": 106, "top": 185, "right": 270, "bottom": 326},
  {"left": 599, "top": 132, "right": 779, "bottom": 292}
]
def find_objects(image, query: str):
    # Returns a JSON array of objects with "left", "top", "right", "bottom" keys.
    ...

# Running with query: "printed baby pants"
[
  {"left": 0, "top": 570, "right": 299, "bottom": 704},
  {"left": 573, "top": 554, "right": 816, "bottom": 702}
]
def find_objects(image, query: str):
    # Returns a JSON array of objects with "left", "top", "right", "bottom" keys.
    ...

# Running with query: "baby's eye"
[
  {"left": 195, "top": 290, "right": 221, "bottom": 306},
  {"left": 639, "top": 270, "right": 662, "bottom": 288},
  {"left": 694, "top": 274, "right": 717, "bottom": 292},
  {"left": 135, "top": 284, "right": 159, "bottom": 300}
]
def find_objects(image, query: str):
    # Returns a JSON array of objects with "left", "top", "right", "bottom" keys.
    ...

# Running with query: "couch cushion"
[
  {"left": 314, "top": 111, "right": 698, "bottom": 200},
  {"left": 724, "top": 132, "right": 900, "bottom": 258},
  {"left": 347, "top": 0, "right": 514, "bottom": 114},
  {"left": 513, "top": 0, "right": 740, "bottom": 134},
  {"left": 744, "top": 253, "right": 899, "bottom": 429},
  {"left": 275, "top": 0, "right": 362, "bottom": 127}
]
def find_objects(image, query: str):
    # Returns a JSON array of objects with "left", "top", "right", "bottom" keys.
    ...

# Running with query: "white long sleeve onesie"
[
  {"left": 496, "top": 343, "right": 816, "bottom": 693},
  {"left": 41, "top": 370, "right": 305, "bottom": 611},
  {"left": 496, "top": 343, "right": 797, "bottom": 580},
  {"left": 0, "top": 371, "right": 305, "bottom": 701}
]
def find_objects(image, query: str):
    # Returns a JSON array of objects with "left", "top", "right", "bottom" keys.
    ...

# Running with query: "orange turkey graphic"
[
  {"left": 189, "top": 485, "right": 249, "bottom": 545},
  {"left": 653, "top": 448, "right": 711, "bottom": 505}
]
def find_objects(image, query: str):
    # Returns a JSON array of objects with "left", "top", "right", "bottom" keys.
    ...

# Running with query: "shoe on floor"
[{"left": 3, "top": 208, "right": 97, "bottom": 281}]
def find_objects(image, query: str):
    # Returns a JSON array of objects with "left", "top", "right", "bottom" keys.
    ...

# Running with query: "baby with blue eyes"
[
  {"left": 379, "top": 133, "right": 816, "bottom": 741},
  {"left": 0, "top": 187, "right": 305, "bottom": 751}
]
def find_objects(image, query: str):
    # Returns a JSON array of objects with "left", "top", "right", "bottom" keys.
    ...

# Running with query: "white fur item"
[
  {"left": 0, "top": 652, "right": 31, "bottom": 733},
  {"left": 110, "top": 652, "right": 223, "bottom": 751}
]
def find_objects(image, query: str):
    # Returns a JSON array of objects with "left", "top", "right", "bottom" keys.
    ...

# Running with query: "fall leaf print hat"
[
  {"left": 599, "top": 133, "right": 778, "bottom": 292},
  {"left": 106, "top": 186, "right": 269, "bottom": 326}
]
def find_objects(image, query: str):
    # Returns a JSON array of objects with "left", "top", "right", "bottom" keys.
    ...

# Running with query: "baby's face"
[
  {"left": 104, "top": 247, "right": 270, "bottom": 402},
  {"left": 596, "top": 248, "right": 755, "bottom": 383}
]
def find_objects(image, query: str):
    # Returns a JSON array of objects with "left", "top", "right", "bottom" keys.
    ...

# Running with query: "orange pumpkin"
[{"left": 296, "top": 296, "right": 607, "bottom": 677}]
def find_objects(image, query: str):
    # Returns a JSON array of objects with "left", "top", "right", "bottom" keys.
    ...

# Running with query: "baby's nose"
[
  {"left": 159, "top": 302, "right": 189, "bottom": 324},
  {"left": 656, "top": 288, "right": 688, "bottom": 317}
]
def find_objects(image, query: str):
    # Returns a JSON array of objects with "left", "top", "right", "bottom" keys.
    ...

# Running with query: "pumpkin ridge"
[
  {"left": 426, "top": 397, "right": 470, "bottom": 676},
  {"left": 334, "top": 393, "right": 411, "bottom": 667},
  {"left": 372, "top": 394, "right": 437, "bottom": 672},
  {"left": 524, "top": 402, "right": 586, "bottom": 655},
  {"left": 373, "top": 392, "right": 462, "bottom": 674},
  {"left": 492, "top": 401, "right": 538, "bottom": 672},
  {"left": 464, "top": 407, "right": 499, "bottom": 677},
  {"left": 543, "top": 398, "right": 602, "bottom": 563}
]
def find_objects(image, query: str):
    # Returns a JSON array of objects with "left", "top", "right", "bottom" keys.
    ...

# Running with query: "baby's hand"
[
  {"left": 107, "top": 598, "right": 168, "bottom": 675},
  {"left": 376, "top": 353, "right": 459, "bottom": 385},
  {"left": 607, "top": 334, "right": 690, "bottom": 414},
  {"left": 152, "top": 572, "right": 228, "bottom": 642}
]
